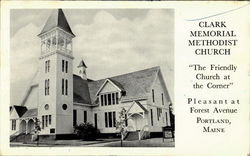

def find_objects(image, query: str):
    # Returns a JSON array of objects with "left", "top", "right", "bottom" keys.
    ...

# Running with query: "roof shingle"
[
  {"left": 22, "top": 108, "right": 38, "bottom": 118},
  {"left": 88, "top": 66, "right": 160, "bottom": 103},
  {"left": 39, "top": 9, "right": 75, "bottom": 36}
]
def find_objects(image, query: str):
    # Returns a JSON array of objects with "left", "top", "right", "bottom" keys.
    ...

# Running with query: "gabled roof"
[
  {"left": 78, "top": 60, "right": 87, "bottom": 68},
  {"left": 95, "top": 78, "right": 125, "bottom": 96},
  {"left": 13, "top": 106, "right": 27, "bottom": 117},
  {"left": 22, "top": 108, "right": 38, "bottom": 118},
  {"left": 39, "top": 9, "right": 75, "bottom": 36},
  {"left": 88, "top": 66, "right": 160, "bottom": 103},
  {"left": 127, "top": 101, "right": 148, "bottom": 114}
]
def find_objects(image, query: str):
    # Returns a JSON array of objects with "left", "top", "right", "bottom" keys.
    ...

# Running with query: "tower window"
[
  {"left": 84, "top": 111, "right": 87, "bottom": 123},
  {"left": 65, "top": 79, "right": 68, "bottom": 95},
  {"left": 45, "top": 115, "right": 48, "bottom": 127},
  {"left": 62, "top": 60, "right": 68, "bottom": 73},
  {"left": 49, "top": 115, "right": 51, "bottom": 125},
  {"left": 47, "top": 79, "right": 49, "bottom": 95},
  {"left": 45, "top": 79, "right": 50, "bottom": 96},
  {"left": 62, "top": 79, "right": 68, "bottom": 96},
  {"left": 62, "top": 79, "right": 64, "bottom": 95},
  {"left": 45, "top": 60, "right": 50, "bottom": 73},
  {"left": 47, "top": 60, "right": 50, "bottom": 72},
  {"left": 62, "top": 60, "right": 64, "bottom": 72},
  {"left": 65, "top": 61, "right": 68, "bottom": 73}
]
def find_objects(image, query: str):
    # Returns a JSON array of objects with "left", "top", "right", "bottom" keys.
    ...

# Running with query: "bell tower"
[{"left": 37, "top": 9, "right": 75, "bottom": 136}]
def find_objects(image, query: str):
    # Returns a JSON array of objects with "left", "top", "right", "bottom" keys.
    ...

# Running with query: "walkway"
[{"left": 10, "top": 138, "right": 174, "bottom": 147}]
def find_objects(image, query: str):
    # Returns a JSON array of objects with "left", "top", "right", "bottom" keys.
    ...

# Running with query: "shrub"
[{"left": 74, "top": 122, "right": 99, "bottom": 140}]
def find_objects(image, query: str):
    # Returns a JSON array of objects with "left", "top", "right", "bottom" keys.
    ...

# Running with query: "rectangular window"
[
  {"left": 45, "top": 79, "right": 49, "bottom": 95},
  {"left": 113, "top": 112, "right": 116, "bottom": 127},
  {"left": 161, "top": 93, "right": 164, "bottom": 105},
  {"left": 12, "top": 120, "right": 16, "bottom": 130},
  {"left": 105, "top": 112, "right": 108, "bottom": 128},
  {"left": 65, "top": 61, "right": 68, "bottom": 73},
  {"left": 94, "top": 113, "right": 97, "bottom": 128},
  {"left": 157, "top": 108, "right": 159, "bottom": 121},
  {"left": 42, "top": 116, "right": 44, "bottom": 129},
  {"left": 115, "top": 92, "right": 119, "bottom": 104},
  {"left": 45, "top": 61, "right": 47, "bottom": 73},
  {"left": 157, "top": 108, "right": 162, "bottom": 121},
  {"left": 62, "top": 79, "right": 64, "bottom": 95},
  {"left": 45, "top": 80, "right": 47, "bottom": 95},
  {"left": 49, "top": 115, "right": 51, "bottom": 125},
  {"left": 47, "top": 79, "right": 49, "bottom": 95},
  {"left": 62, "top": 60, "right": 64, "bottom": 72},
  {"left": 108, "top": 94, "right": 111, "bottom": 105},
  {"left": 108, "top": 112, "right": 112, "bottom": 127},
  {"left": 152, "top": 89, "right": 155, "bottom": 103},
  {"left": 101, "top": 95, "right": 104, "bottom": 106},
  {"left": 84, "top": 111, "right": 87, "bottom": 123},
  {"left": 65, "top": 79, "right": 68, "bottom": 95},
  {"left": 47, "top": 60, "right": 50, "bottom": 72},
  {"left": 165, "top": 112, "right": 168, "bottom": 125},
  {"left": 112, "top": 93, "right": 115, "bottom": 105},
  {"left": 104, "top": 94, "right": 107, "bottom": 106},
  {"left": 45, "top": 115, "right": 48, "bottom": 127},
  {"left": 150, "top": 109, "right": 153, "bottom": 126},
  {"left": 73, "top": 110, "right": 77, "bottom": 126}
]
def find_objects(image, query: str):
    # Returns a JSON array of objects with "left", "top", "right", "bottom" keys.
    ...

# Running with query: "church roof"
[
  {"left": 73, "top": 75, "right": 92, "bottom": 104},
  {"left": 88, "top": 66, "right": 160, "bottom": 103},
  {"left": 39, "top": 9, "right": 75, "bottom": 36},
  {"left": 22, "top": 108, "right": 38, "bottom": 118}
]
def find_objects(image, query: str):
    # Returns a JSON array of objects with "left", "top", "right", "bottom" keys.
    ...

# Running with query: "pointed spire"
[
  {"left": 78, "top": 59, "right": 87, "bottom": 68},
  {"left": 38, "top": 9, "right": 75, "bottom": 36}
]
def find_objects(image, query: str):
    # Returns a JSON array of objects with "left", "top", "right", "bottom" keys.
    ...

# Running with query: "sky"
[{"left": 10, "top": 9, "right": 174, "bottom": 106}]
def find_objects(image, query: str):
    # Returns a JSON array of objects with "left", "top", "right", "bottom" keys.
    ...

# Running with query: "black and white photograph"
[{"left": 9, "top": 8, "right": 174, "bottom": 147}]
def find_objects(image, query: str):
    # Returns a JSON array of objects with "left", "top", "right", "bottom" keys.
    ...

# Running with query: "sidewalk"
[
  {"left": 10, "top": 138, "right": 120, "bottom": 147},
  {"left": 10, "top": 137, "right": 174, "bottom": 147}
]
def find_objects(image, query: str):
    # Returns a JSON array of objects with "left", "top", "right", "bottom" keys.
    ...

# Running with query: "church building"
[{"left": 10, "top": 9, "right": 172, "bottom": 141}]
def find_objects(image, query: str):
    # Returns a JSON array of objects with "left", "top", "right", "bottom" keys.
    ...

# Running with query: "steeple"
[
  {"left": 78, "top": 59, "right": 87, "bottom": 80},
  {"left": 38, "top": 9, "right": 75, "bottom": 56},
  {"left": 38, "top": 9, "right": 75, "bottom": 37}
]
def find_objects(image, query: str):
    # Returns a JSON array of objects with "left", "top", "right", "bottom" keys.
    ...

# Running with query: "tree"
[
  {"left": 116, "top": 107, "right": 127, "bottom": 147},
  {"left": 33, "top": 118, "right": 41, "bottom": 146}
]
